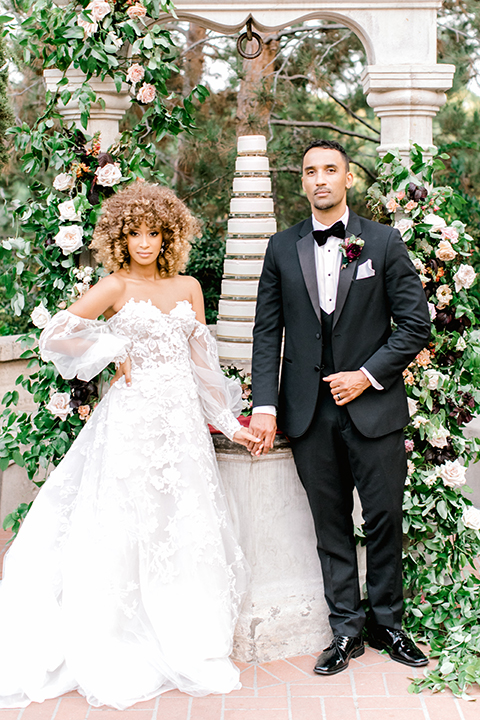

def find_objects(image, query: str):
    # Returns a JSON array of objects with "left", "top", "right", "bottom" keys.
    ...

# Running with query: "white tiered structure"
[{"left": 217, "top": 136, "right": 276, "bottom": 369}]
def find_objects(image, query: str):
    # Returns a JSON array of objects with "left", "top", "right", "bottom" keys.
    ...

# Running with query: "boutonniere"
[{"left": 340, "top": 236, "right": 364, "bottom": 269}]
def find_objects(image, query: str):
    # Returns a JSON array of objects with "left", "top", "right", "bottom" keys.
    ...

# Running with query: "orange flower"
[
  {"left": 403, "top": 369, "right": 415, "bottom": 386},
  {"left": 415, "top": 349, "right": 431, "bottom": 367},
  {"left": 436, "top": 268, "right": 445, "bottom": 281}
]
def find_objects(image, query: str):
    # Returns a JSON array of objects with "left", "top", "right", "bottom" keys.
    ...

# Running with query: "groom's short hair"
[{"left": 302, "top": 140, "right": 350, "bottom": 170}]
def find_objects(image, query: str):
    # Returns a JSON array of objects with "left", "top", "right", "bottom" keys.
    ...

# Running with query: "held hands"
[
  {"left": 323, "top": 370, "right": 371, "bottom": 406},
  {"left": 246, "top": 413, "right": 277, "bottom": 456},
  {"left": 110, "top": 357, "right": 132, "bottom": 387},
  {"left": 233, "top": 427, "right": 265, "bottom": 456}
]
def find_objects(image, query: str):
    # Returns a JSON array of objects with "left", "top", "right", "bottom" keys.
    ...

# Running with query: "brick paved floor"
[{"left": 1, "top": 530, "right": 478, "bottom": 719}]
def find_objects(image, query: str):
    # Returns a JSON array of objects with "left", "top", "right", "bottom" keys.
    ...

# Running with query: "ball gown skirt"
[{"left": 0, "top": 299, "right": 248, "bottom": 710}]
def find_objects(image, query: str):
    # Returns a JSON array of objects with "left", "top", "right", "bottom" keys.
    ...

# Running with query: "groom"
[{"left": 248, "top": 139, "right": 431, "bottom": 675}]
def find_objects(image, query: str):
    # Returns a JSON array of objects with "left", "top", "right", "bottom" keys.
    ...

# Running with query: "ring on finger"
[{"left": 336, "top": 393, "right": 341, "bottom": 401}]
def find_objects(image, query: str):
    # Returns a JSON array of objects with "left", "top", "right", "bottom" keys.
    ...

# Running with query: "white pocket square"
[{"left": 356, "top": 259, "right": 375, "bottom": 279}]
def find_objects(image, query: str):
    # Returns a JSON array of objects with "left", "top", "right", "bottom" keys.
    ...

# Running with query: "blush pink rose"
[
  {"left": 396, "top": 190, "right": 406, "bottom": 201},
  {"left": 86, "top": 0, "right": 111, "bottom": 22},
  {"left": 127, "top": 3, "right": 147, "bottom": 19},
  {"left": 77, "top": 17, "right": 98, "bottom": 37},
  {"left": 126, "top": 63, "right": 145, "bottom": 84},
  {"left": 435, "top": 240, "right": 457, "bottom": 262},
  {"left": 136, "top": 83, "right": 156, "bottom": 104},
  {"left": 404, "top": 200, "right": 418, "bottom": 212},
  {"left": 386, "top": 198, "right": 399, "bottom": 213},
  {"left": 440, "top": 226, "right": 459, "bottom": 243}
]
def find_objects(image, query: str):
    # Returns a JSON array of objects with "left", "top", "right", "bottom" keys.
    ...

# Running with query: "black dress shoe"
[
  {"left": 314, "top": 635, "right": 364, "bottom": 675},
  {"left": 367, "top": 625, "right": 429, "bottom": 667}
]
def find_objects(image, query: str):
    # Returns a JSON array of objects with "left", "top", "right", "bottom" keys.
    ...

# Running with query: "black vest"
[{"left": 320, "top": 309, "right": 335, "bottom": 377}]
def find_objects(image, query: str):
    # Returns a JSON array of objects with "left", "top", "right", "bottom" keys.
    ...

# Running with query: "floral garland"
[
  {"left": 0, "top": 1, "right": 207, "bottom": 529},
  {"left": 367, "top": 146, "right": 480, "bottom": 697}
]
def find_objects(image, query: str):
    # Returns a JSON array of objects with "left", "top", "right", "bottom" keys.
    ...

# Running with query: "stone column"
[
  {"left": 362, "top": 65, "right": 456, "bottom": 160},
  {"left": 43, "top": 68, "right": 131, "bottom": 151}
]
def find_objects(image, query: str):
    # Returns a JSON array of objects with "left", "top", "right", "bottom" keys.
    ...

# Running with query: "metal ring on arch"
[{"left": 237, "top": 20, "right": 263, "bottom": 60}]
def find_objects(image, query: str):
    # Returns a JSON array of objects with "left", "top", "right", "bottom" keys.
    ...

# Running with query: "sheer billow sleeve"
[
  {"left": 189, "top": 322, "right": 243, "bottom": 441},
  {"left": 39, "top": 310, "right": 131, "bottom": 382}
]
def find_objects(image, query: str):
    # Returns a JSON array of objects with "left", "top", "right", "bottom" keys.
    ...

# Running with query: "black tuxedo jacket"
[{"left": 252, "top": 211, "right": 431, "bottom": 438}]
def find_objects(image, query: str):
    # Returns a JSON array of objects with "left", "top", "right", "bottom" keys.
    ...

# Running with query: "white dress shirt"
[{"left": 253, "top": 211, "right": 382, "bottom": 417}]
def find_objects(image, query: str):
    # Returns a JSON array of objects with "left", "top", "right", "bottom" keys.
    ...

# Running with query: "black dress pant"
[{"left": 289, "top": 385, "right": 407, "bottom": 637}]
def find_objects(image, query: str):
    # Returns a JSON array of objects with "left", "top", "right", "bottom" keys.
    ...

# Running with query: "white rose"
[
  {"left": 456, "top": 336, "right": 467, "bottom": 352},
  {"left": 436, "top": 285, "right": 453, "bottom": 309},
  {"left": 54, "top": 225, "right": 84, "bottom": 255},
  {"left": 413, "top": 258, "right": 425, "bottom": 273},
  {"left": 58, "top": 199, "right": 81, "bottom": 222},
  {"left": 439, "top": 460, "right": 466, "bottom": 488},
  {"left": 412, "top": 415, "right": 429, "bottom": 429},
  {"left": 423, "top": 213, "right": 447, "bottom": 232},
  {"left": 407, "top": 398, "right": 418, "bottom": 416},
  {"left": 31, "top": 303, "right": 51, "bottom": 329},
  {"left": 423, "top": 369, "right": 442, "bottom": 391},
  {"left": 46, "top": 392, "right": 72, "bottom": 421},
  {"left": 427, "top": 302, "right": 437, "bottom": 321},
  {"left": 453, "top": 264, "right": 476, "bottom": 293},
  {"left": 53, "top": 173, "right": 75, "bottom": 192},
  {"left": 395, "top": 218, "right": 414, "bottom": 237},
  {"left": 407, "top": 460, "right": 415, "bottom": 477},
  {"left": 462, "top": 506, "right": 480, "bottom": 530},
  {"left": 427, "top": 425, "right": 450, "bottom": 448},
  {"left": 423, "top": 471, "right": 438, "bottom": 487},
  {"left": 107, "top": 31, "right": 123, "bottom": 49},
  {"left": 86, "top": 0, "right": 111, "bottom": 22},
  {"left": 95, "top": 163, "right": 122, "bottom": 187}
]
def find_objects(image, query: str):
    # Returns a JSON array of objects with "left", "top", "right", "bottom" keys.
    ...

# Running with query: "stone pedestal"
[{"left": 213, "top": 434, "right": 366, "bottom": 662}]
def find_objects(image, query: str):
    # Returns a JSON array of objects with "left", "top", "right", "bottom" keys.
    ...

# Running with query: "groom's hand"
[
  {"left": 323, "top": 370, "right": 371, "bottom": 406},
  {"left": 248, "top": 413, "right": 277, "bottom": 455}
]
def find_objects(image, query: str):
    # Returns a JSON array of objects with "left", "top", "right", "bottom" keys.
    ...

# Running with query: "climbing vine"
[{"left": 367, "top": 145, "right": 480, "bottom": 697}]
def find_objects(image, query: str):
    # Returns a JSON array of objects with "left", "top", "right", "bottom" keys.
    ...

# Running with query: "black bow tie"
[{"left": 312, "top": 221, "right": 346, "bottom": 247}]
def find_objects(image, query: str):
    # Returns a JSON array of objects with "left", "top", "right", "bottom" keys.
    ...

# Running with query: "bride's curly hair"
[{"left": 90, "top": 182, "right": 200, "bottom": 276}]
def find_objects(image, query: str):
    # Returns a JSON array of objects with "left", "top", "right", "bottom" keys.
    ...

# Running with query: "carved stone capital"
[
  {"left": 43, "top": 68, "right": 131, "bottom": 150},
  {"left": 361, "top": 64, "right": 455, "bottom": 157}
]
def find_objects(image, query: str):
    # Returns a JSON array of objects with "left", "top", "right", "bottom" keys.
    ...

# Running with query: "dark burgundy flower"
[
  {"left": 407, "top": 182, "right": 428, "bottom": 202},
  {"left": 97, "top": 152, "right": 115, "bottom": 168}
]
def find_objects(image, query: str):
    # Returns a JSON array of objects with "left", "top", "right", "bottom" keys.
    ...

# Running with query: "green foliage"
[
  {"left": 367, "top": 147, "right": 480, "bottom": 697},
  {"left": 0, "top": 27, "right": 14, "bottom": 168},
  {"left": 185, "top": 223, "right": 225, "bottom": 324}
]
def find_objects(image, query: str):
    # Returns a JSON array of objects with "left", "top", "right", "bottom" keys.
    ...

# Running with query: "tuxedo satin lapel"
[
  {"left": 333, "top": 258, "right": 357, "bottom": 329},
  {"left": 346, "top": 210, "right": 362, "bottom": 238},
  {"left": 297, "top": 232, "right": 321, "bottom": 324},
  {"left": 332, "top": 210, "right": 364, "bottom": 328}
]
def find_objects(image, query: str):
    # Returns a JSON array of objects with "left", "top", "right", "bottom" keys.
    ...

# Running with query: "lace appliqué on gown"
[{"left": 0, "top": 300, "right": 247, "bottom": 710}]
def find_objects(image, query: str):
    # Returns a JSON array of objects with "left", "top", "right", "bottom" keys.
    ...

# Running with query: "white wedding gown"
[{"left": 0, "top": 299, "right": 248, "bottom": 710}]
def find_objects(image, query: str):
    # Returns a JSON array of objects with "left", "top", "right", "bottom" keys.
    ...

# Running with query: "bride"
[{"left": 0, "top": 182, "right": 261, "bottom": 710}]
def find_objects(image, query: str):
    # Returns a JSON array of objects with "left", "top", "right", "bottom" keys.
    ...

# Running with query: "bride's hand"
[
  {"left": 110, "top": 357, "right": 132, "bottom": 387},
  {"left": 232, "top": 428, "right": 264, "bottom": 456}
]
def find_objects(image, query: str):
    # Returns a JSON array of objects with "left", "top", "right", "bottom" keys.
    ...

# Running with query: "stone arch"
[
  {"left": 152, "top": 2, "right": 455, "bottom": 158},
  {"left": 154, "top": 11, "right": 376, "bottom": 64}
]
